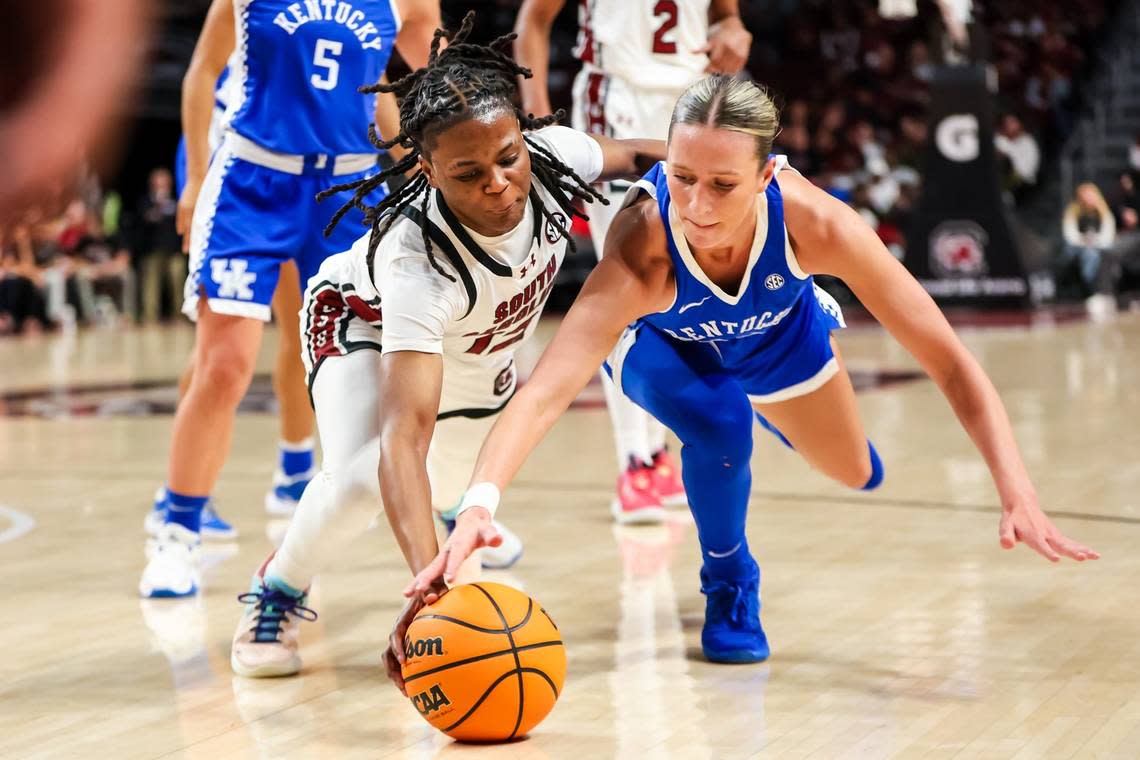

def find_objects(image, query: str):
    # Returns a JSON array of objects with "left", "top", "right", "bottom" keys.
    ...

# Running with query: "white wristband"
[{"left": 457, "top": 482, "right": 501, "bottom": 520}]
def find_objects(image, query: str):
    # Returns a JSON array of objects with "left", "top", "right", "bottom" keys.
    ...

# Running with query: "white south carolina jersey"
[
  {"left": 575, "top": 0, "right": 711, "bottom": 93},
  {"left": 302, "top": 126, "right": 604, "bottom": 416}
]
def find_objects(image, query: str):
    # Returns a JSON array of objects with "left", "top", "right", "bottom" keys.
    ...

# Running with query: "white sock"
[
  {"left": 647, "top": 417, "right": 668, "bottom": 457},
  {"left": 599, "top": 369, "right": 654, "bottom": 468}
]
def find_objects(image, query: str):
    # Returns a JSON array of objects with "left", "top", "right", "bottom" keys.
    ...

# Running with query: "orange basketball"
[{"left": 400, "top": 582, "right": 566, "bottom": 742}]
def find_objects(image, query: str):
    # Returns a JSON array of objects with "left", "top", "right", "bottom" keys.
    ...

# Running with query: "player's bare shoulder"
[
  {"left": 602, "top": 194, "right": 674, "bottom": 306},
  {"left": 775, "top": 169, "right": 839, "bottom": 247}
]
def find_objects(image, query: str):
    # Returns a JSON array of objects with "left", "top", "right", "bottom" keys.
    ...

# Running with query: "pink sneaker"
[
  {"left": 611, "top": 461, "right": 665, "bottom": 524},
  {"left": 651, "top": 449, "right": 687, "bottom": 507}
]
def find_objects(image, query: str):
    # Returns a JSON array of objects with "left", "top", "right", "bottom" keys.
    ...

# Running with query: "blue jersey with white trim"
[
  {"left": 631, "top": 158, "right": 839, "bottom": 365},
  {"left": 227, "top": 0, "right": 399, "bottom": 155}
]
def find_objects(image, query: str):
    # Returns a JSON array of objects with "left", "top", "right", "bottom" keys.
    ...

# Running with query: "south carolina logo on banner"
[{"left": 930, "top": 221, "right": 989, "bottom": 277}]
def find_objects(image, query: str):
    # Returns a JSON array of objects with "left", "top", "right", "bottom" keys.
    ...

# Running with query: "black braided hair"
[{"left": 317, "top": 10, "right": 607, "bottom": 281}]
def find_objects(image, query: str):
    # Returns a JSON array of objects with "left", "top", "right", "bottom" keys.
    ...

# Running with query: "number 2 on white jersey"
[{"left": 311, "top": 39, "right": 343, "bottom": 90}]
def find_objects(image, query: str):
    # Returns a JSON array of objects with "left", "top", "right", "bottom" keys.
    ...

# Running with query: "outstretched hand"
[
  {"left": 999, "top": 501, "right": 1099, "bottom": 563},
  {"left": 382, "top": 576, "right": 448, "bottom": 695},
  {"left": 404, "top": 507, "right": 501, "bottom": 596}
]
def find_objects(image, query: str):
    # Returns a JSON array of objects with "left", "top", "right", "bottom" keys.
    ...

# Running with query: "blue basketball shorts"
[
  {"left": 183, "top": 135, "right": 384, "bottom": 322},
  {"left": 607, "top": 283, "right": 846, "bottom": 408}
]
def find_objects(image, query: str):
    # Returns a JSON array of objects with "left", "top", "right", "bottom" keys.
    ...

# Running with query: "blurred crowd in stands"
[
  {"left": 0, "top": 167, "right": 183, "bottom": 335},
  {"left": 1, "top": 0, "right": 1128, "bottom": 335}
]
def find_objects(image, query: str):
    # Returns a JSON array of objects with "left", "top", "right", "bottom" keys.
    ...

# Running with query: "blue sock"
[
  {"left": 861, "top": 440, "right": 884, "bottom": 490},
  {"left": 279, "top": 438, "right": 314, "bottom": 479},
  {"left": 165, "top": 489, "right": 208, "bottom": 532}
]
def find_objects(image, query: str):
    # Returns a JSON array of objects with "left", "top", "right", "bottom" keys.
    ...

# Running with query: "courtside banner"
[{"left": 906, "top": 64, "right": 1032, "bottom": 308}]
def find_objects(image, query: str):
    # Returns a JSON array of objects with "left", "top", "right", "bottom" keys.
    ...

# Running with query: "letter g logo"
[{"left": 935, "top": 114, "right": 979, "bottom": 163}]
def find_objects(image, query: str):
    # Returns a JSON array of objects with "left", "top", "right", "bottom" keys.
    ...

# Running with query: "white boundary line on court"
[{"left": 0, "top": 505, "right": 36, "bottom": 544}]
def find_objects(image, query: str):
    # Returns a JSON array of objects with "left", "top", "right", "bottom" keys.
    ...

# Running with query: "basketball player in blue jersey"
[
  {"left": 515, "top": 0, "right": 752, "bottom": 522},
  {"left": 401, "top": 75, "right": 1099, "bottom": 667},
  {"left": 139, "top": 0, "right": 442, "bottom": 598}
]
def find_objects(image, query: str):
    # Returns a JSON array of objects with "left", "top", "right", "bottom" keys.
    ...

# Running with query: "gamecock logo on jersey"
[
  {"left": 494, "top": 365, "right": 514, "bottom": 396},
  {"left": 544, "top": 212, "right": 568, "bottom": 245},
  {"left": 929, "top": 221, "right": 989, "bottom": 277}
]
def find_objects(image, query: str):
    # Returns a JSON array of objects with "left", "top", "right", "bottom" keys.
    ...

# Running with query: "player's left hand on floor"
[
  {"left": 404, "top": 508, "right": 502, "bottom": 595},
  {"left": 383, "top": 579, "right": 448, "bottom": 695},
  {"left": 999, "top": 502, "right": 1100, "bottom": 563}
]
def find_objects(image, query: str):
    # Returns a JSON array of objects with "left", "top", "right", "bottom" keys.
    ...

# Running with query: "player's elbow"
[{"left": 379, "top": 414, "right": 433, "bottom": 462}]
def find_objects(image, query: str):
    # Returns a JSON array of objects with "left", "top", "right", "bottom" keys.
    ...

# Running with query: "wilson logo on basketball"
[
  {"left": 411, "top": 684, "right": 452, "bottom": 716},
  {"left": 405, "top": 636, "right": 444, "bottom": 657},
  {"left": 764, "top": 273, "right": 785, "bottom": 290}
]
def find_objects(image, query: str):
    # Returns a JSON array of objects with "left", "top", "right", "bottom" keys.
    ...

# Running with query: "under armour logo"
[
  {"left": 211, "top": 259, "right": 256, "bottom": 300},
  {"left": 764, "top": 273, "right": 785, "bottom": 291}
]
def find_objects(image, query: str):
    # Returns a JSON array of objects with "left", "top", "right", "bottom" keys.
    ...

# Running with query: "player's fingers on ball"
[{"left": 444, "top": 551, "right": 466, "bottom": 583}]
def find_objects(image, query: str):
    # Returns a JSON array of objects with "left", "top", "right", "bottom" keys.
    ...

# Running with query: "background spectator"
[
  {"left": 0, "top": 222, "right": 52, "bottom": 335},
  {"left": 994, "top": 114, "right": 1040, "bottom": 199},
  {"left": 133, "top": 167, "right": 183, "bottom": 323},
  {"left": 1060, "top": 182, "right": 1116, "bottom": 297}
]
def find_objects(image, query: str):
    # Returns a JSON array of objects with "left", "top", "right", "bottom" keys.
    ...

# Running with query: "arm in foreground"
[
  {"left": 375, "top": 349, "right": 450, "bottom": 693},
  {"left": 406, "top": 200, "right": 674, "bottom": 593},
  {"left": 780, "top": 170, "right": 1098, "bottom": 563}
]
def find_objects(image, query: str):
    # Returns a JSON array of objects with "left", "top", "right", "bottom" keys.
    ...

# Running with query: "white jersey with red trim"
[
  {"left": 302, "top": 126, "right": 603, "bottom": 416},
  {"left": 574, "top": 0, "right": 711, "bottom": 93}
]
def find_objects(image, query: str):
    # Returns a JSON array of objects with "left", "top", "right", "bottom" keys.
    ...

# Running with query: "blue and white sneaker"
[
  {"left": 139, "top": 522, "right": 201, "bottom": 598},
  {"left": 264, "top": 467, "right": 315, "bottom": 517},
  {"left": 700, "top": 559, "right": 769, "bottom": 664},
  {"left": 146, "top": 488, "right": 238, "bottom": 541},
  {"left": 440, "top": 511, "right": 524, "bottom": 570}
]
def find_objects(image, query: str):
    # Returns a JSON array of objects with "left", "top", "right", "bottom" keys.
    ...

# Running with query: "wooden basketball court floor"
[{"left": 1, "top": 312, "right": 1139, "bottom": 759}]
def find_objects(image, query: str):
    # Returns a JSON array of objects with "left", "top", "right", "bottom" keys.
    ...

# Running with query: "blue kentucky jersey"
[
  {"left": 227, "top": 0, "right": 398, "bottom": 155},
  {"left": 631, "top": 158, "right": 842, "bottom": 367}
]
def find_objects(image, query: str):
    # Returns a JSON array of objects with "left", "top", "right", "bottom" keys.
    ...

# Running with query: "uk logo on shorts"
[
  {"left": 211, "top": 259, "right": 257, "bottom": 300},
  {"left": 765, "top": 273, "right": 785, "bottom": 291}
]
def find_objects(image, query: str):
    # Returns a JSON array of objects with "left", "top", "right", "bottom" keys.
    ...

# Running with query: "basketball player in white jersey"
[
  {"left": 515, "top": 0, "right": 752, "bottom": 522},
  {"left": 230, "top": 14, "right": 665, "bottom": 677}
]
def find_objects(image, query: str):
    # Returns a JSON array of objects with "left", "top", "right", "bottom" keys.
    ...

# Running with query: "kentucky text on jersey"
[
  {"left": 662, "top": 304, "right": 795, "bottom": 343},
  {"left": 273, "top": 1, "right": 386, "bottom": 49}
]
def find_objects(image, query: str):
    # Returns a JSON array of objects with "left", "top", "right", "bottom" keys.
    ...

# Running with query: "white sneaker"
[
  {"left": 231, "top": 575, "right": 316, "bottom": 678},
  {"left": 480, "top": 520, "right": 524, "bottom": 570},
  {"left": 139, "top": 523, "right": 202, "bottom": 598}
]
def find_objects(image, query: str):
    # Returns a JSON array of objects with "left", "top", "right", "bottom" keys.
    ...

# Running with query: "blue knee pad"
[{"left": 861, "top": 440, "right": 884, "bottom": 490}]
